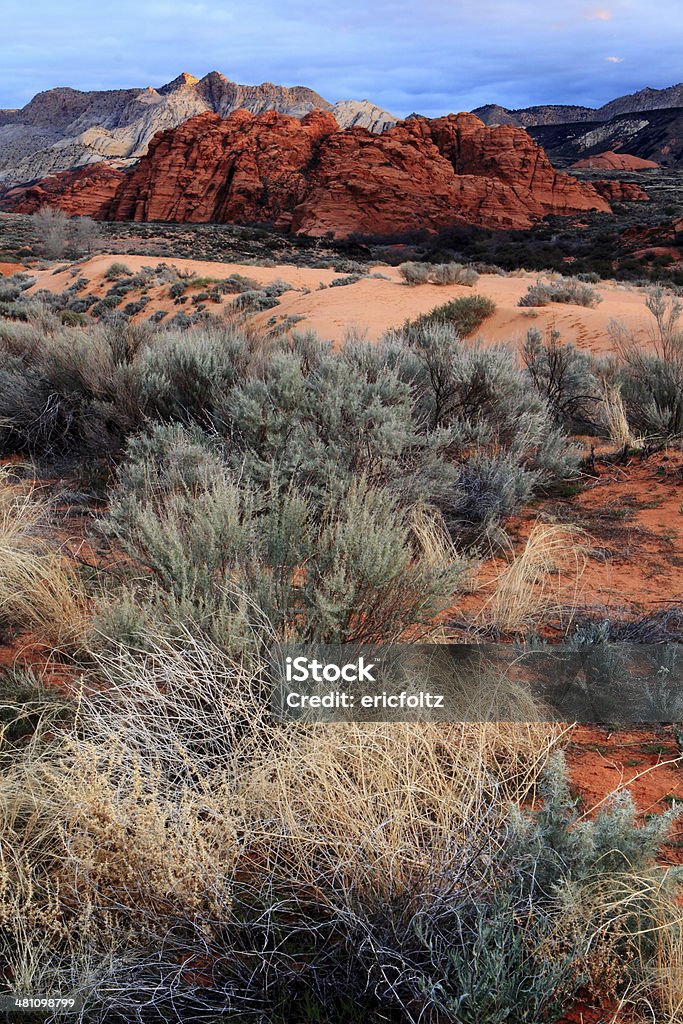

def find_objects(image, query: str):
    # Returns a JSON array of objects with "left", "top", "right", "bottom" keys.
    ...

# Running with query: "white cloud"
[
  {"left": 605, "top": 55, "right": 624, "bottom": 62},
  {"left": 584, "top": 7, "right": 612, "bottom": 20}
]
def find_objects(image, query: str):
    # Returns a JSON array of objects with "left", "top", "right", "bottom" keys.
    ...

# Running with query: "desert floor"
[{"left": 28, "top": 253, "right": 655, "bottom": 351}]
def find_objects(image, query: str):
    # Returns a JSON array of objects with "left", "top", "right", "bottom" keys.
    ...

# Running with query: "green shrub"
[
  {"left": 0, "top": 281, "right": 22, "bottom": 303},
  {"left": 232, "top": 289, "right": 280, "bottom": 312},
  {"left": 329, "top": 274, "right": 364, "bottom": 287},
  {"left": 57, "top": 309, "right": 87, "bottom": 327},
  {"left": 104, "top": 461, "right": 468, "bottom": 649},
  {"left": 122, "top": 297, "right": 150, "bottom": 317},
  {"left": 91, "top": 294, "right": 121, "bottom": 317},
  {"left": 104, "top": 262, "right": 133, "bottom": 281},
  {"left": 611, "top": 288, "right": 683, "bottom": 439},
  {"left": 619, "top": 354, "right": 683, "bottom": 437},
  {"left": 0, "top": 313, "right": 578, "bottom": 533},
  {"left": 402, "top": 294, "right": 496, "bottom": 338},
  {"left": 136, "top": 326, "right": 252, "bottom": 427},
  {"left": 0, "top": 317, "right": 148, "bottom": 457},
  {"left": 219, "top": 343, "right": 456, "bottom": 503}
]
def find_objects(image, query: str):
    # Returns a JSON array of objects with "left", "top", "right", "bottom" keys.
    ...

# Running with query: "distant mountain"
[
  {"left": 527, "top": 107, "right": 683, "bottom": 168},
  {"left": 472, "top": 103, "right": 596, "bottom": 128},
  {"left": 472, "top": 83, "right": 683, "bottom": 127},
  {"left": 0, "top": 71, "right": 396, "bottom": 185}
]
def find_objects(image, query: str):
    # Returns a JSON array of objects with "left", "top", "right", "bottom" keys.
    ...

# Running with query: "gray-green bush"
[
  {"left": 522, "top": 327, "right": 603, "bottom": 430},
  {"left": 398, "top": 261, "right": 479, "bottom": 287},
  {"left": 611, "top": 288, "right": 683, "bottom": 439},
  {"left": 103, "top": 454, "right": 468, "bottom": 649},
  {"left": 519, "top": 278, "right": 602, "bottom": 309}
]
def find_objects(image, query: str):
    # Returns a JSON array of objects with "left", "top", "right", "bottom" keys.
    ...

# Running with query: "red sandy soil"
[
  {"left": 556, "top": 1003, "right": 634, "bottom": 1023},
  {"left": 568, "top": 724, "right": 683, "bottom": 837},
  {"left": 0, "top": 261, "right": 26, "bottom": 276},
  {"left": 461, "top": 448, "right": 682, "bottom": 624},
  {"left": 571, "top": 451, "right": 683, "bottom": 612},
  {"left": 28, "top": 254, "right": 655, "bottom": 352}
]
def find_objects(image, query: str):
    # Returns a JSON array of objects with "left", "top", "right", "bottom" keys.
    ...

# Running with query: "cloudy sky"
[{"left": 2, "top": 0, "right": 680, "bottom": 115}]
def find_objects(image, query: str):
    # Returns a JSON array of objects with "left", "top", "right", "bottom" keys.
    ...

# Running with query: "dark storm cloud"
[{"left": 1, "top": 0, "right": 680, "bottom": 114}]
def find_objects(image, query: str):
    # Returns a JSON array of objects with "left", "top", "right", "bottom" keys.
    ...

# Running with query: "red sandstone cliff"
[
  {"left": 0, "top": 109, "right": 611, "bottom": 237},
  {"left": 1, "top": 163, "right": 126, "bottom": 217}
]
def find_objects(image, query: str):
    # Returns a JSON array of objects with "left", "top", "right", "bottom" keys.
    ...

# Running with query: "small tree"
[
  {"left": 32, "top": 206, "right": 70, "bottom": 259},
  {"left": 70, "top": 216, "right": 102, "bottom": 256}
]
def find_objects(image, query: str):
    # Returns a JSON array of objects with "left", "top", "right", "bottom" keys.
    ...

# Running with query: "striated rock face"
[
  {"left": 288, "top": 113, "right": 610, "bottom": 237},
  {"left": 529, "top": 110, "right": 683, "bottom": 170},
  {"left": 1, "top": 110, "right": 611, "bottom": 237},
  {"left": 108, "top": 109, "right": 340, "bottom": 223},
  {"left": 331, "top": 100, "right": 396, "bottom": 133},
  {"left": 571, "top": 150, "right": 659, "bottom": 170},
  {"left": 0, "top": 163, "right": 126, "bottom": 217},
  {"left": 591, "top": 179, "right": 650, "bottom": 203}
]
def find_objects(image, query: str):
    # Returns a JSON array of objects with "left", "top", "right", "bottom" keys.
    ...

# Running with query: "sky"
[{"left": 1, "top": 0, "right": 681, "bottom": 116}]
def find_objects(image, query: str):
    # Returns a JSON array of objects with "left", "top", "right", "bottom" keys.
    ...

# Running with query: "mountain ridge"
[
  {"left": 472, "top": 83, "right": 683, "bottom": 127},
  {"left": 0, "top": 71, "right": 397, "bottom": 186},
  {"left": 3, "top": 75, "right": 683, "bottom": 190}
]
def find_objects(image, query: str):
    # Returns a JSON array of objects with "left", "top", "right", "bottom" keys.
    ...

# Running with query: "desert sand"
[{"left": 26, "top": 254, "right": 655, "bottom": 353}]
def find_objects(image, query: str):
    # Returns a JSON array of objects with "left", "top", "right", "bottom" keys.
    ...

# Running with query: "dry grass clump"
[
  {"left": 1, "top": 618, "right": 681, "bottom": 1020},
  {"left": 478, "top": 520, "right": 587, "bottom": 635},
  {"left": 0, "top": 470, "right": 88, "bottom": 651},
  {"left": 0, "top": 627, "right": 560, "bottom": 1012},
  {"left": 602, "top": 383, "right": 642, "bottom": 450}
]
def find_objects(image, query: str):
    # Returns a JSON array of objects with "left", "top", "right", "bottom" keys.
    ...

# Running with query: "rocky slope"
[
  {"left": 528, "top": 108, "right": 683, "bottom": 168},
  {"left": 0, "top": 71, "right": 396, "bottom": 186},
  {"left": 2, "top": 110, "right": 610, "bottom": 238},
  {"left": 0, "top": 163, "right": 126, "bottom": 217},
  {"left": 472, "top": 103, "right": 596, "bottom": 128},
  {"left": 590, "top": 179, "right": 650, "bottom": 203},
  {"left": 473, "top": 83, "right": 683, "bottom": 127}
]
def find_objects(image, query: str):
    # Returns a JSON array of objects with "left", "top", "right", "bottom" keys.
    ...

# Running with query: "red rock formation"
[
  {"left": 571, "top": 151, "right": 659, "bottom": 171},
  {"left": 0, "top": 164, "right": 125, "bottom": 217},
  {"left": 290, "top": 114, "right": 609, "bottom": 236},
  {"left": 109, "top": 108, "right": 338, "bottom": 223},
  {"left": 591, "top": 179, "right": 650, "bottom": 202},
  {"left": 1, "top": 110, "right": 611, "bottom": 237}
]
